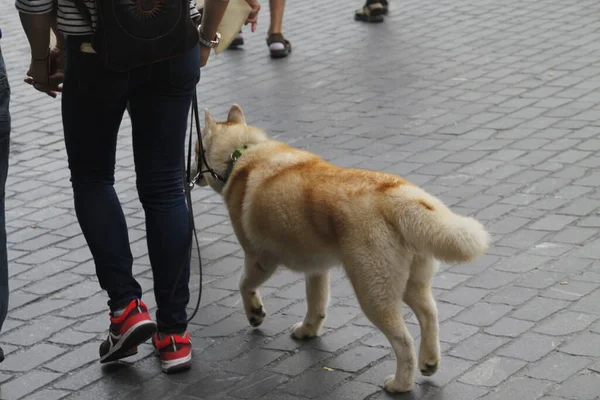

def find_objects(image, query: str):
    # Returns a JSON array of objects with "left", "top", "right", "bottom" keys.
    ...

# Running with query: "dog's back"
[{"left": 224, "top": 140, "right": 489, "bottom": 271}]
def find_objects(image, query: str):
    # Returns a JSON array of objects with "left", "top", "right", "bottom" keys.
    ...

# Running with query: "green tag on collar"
[{"left": 223, "top": 146, "right": 247, "bottom": 183}]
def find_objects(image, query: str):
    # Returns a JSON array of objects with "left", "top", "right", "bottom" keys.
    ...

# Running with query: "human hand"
[
  {"left": 244, "top": 0, "right": 261, "bottom": 32},
  {"left": 24, "top": 47, "right": 64, "bottom": 98},
  {"left": 200, "top": 44, "right": 211, "bottom": 67}
]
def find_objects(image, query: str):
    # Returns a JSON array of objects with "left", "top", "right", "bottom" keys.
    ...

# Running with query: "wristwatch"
[{"left": 197, "top": 25, "right": 221, "bottom": 48}]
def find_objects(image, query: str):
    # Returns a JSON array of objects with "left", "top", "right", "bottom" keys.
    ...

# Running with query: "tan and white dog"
[{"left": 194, "top": 104, "right": 490, "bottom": 393}]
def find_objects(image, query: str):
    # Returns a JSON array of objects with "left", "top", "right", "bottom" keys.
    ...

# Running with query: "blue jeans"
[
  {"left": 62, "top": 36, "right": 200, "bottom": 333},
  {"left": 0, "top": 44, "right": 10, "bottom": 335}
]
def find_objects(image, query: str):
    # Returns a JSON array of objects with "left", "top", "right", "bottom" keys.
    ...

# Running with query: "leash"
[{"left": 169, "top": 91, "right": 225, "bottom": 325}]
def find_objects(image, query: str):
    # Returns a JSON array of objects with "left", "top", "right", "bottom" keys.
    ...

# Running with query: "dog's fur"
[{"left": 194, "top": 104, "right": 490, "bottom": 392}]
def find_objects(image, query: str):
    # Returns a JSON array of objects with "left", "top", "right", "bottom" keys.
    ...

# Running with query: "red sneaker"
[
  {"left": 152, "top": 331, "right": 192, "bottom": 373},
  {"left": 99, "top": 299, "right": 157, "bottom": 363}
]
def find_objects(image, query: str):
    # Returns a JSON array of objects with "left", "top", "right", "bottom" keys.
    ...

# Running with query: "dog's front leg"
[
  {"left": 239, "top": 255, "right": 277, "bottom": 327},
  {"left": 291, "top": 271, "right": 330, "bottom": 339}
]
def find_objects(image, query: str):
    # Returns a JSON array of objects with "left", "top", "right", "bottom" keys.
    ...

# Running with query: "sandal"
[
  {"left": 266, "top": 33, "right": 292, "bottom": 59},
  {"left": 355, "top": 0, "right": 386, "bottom": 23},
  {"left": 229, "top": 30, "right": 244, "bottom": 49}
]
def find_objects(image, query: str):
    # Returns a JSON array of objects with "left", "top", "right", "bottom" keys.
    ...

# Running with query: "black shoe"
[
  {"left": 355, "top": 0, "right": 386, "bottom": 22},
  {"left": 0, "top": 346, "right": 5, "bottom": 362}
]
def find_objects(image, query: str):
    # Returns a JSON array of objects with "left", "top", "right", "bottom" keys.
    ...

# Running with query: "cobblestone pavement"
[{"left": 2, "top": 0, "right": 600, "bottom": 399}]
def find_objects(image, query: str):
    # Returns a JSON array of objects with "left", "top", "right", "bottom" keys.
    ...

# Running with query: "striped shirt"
[{"left": 15, "top": 0, "right": 201, "bottom": 36}]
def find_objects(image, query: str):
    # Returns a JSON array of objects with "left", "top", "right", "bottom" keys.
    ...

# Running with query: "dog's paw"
[
  {"left": 420, "top": 361, "right": 439, "bottom": 376},
  {"left": 383, "top": 375, "right": 413, "bottom": 393},
  {"left": 290, "top": 322, "right": 318, "bottom": 339},
  {"left": 248, "top": 305, "right": 266, "bottom": 327}
]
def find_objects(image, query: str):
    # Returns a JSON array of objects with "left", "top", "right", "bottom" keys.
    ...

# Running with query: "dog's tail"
[{"left": 392, "top": 186, "right": 490, "bottom": 263}]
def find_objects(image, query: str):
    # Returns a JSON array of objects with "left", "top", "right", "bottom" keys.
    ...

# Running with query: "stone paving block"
[
  {"left": 459, "top": 356, "right": 528, "bottom": 387},
  {"left": 223, "top": 348, "right": 285, "bottom": 375},
  {"left": 550, "top": 372, "right": 600, "bottom": 400},
  {"left": 497, "top": 332, "right": 561, "bottom": 362},
  {"left": 0, "top": 343, "right": 66, "bottom": 372},
  {"left": 278, "top": 369, "right": 350, "bottom": 398},
  {"left": 227, "top": 371, "right": 290, "bottom": 399},
  {"left": 526, "top": 352, "right": 593, "bottom": 383},
  {"left": 268, "top": 348, "right": 332, "bottom": 376},
  {"left": 511, "top": 297, "right": 570, "bottom": 322},
  {"left": 453, "top": 302, "right": 513, "bottom": 327},
  {"left": 45, "top": 341, "right": 103, "bottom": 373},
  {"left": 448, "top": 333, "right": 509, "bottom": 361},
  {"left": 321, "top": 381, "right": 380, "bottom": 400},
  {"left": 559, "top": 332, "right": 600, "bottom": 357},
  {"left": 321, "top": 345, "right": 388, "bottom": 373},
  {"left": 0, "top": 315, "right": 73, "bottom": 346},
  {"left": 533, "top": 311, "right": 598, "bottom": 336},
  {"left": 24, "top": 389, "right": 72, "bottom": 400},
  {"left": 0, "top": 371, "right": 62, "bottom": 400},
  {"left": 477, "top": 376, "right": 554, "bottom": 400}
]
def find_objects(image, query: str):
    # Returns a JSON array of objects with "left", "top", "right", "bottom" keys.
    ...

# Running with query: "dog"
[{"left": 193, "top": 104, "right": 490, "bottom": 393}]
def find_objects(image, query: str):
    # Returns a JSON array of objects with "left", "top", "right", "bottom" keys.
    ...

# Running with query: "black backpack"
[{"left": 72, "top": 0, "right": 200, "bottom": 71}]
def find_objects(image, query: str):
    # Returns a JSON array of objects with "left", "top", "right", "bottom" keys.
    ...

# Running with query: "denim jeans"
[
  {"left": 62, "top": 36, "right": 200, "bottom": 333},
  {"left": 0, "top": 44, "right": 10, "bottom": 335}
]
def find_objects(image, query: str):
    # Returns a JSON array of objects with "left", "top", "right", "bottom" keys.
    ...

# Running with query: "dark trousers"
[{"left": 62, "top": 36, "right": 200, "bottom": 333}]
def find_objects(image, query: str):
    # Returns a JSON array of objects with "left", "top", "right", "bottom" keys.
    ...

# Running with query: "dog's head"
[{"left": 193, "top": 104, "right": 268, "bottom": 193}]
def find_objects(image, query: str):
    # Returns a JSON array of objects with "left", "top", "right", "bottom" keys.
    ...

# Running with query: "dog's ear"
[
  {"left": 227, "top": 104, "right": 246, "bottom": 125},
  {"left": 204, "top": 108, "right": 217, "bottom": 131}
]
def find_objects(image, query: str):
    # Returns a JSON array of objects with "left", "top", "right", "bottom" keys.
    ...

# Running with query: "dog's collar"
[{"left": 223, "top": 146, "right": 247, "bottom": 183}]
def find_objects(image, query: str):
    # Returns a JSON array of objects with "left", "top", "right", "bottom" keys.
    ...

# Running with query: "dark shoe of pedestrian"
[
  {"left": 0, "top": 346, "right": 4, "bottom": 362},
  {"left": 99, "top": 298, "right": 157, "bottom": 363},
  {"left": 355, "top": 0, "right": 386, "bottom": 23},
  {"left": 229, "top": 30, "right": 245, "bottom": 49},
  {"left": 266, "top": 33, "right": 292, "bottom": 58}
]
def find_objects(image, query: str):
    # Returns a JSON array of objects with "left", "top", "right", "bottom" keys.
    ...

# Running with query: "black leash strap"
[
  {"left": 170, "top": 91, "right": 205, "bottom": 324},
  {"left": 170, "top": 91, "right": 225, "bottom": 325}
]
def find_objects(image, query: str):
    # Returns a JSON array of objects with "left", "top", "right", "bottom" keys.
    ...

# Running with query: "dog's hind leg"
[
  {"left": 291, "top": 271, "right": 330, "bottom": 339},
  {"left": 239, "top": 254, "right": 277, "bottom": 327},
  {"left": 403, "top": 255, "right": 440, "bottom": 377},
  {"left": 344, "top": 254, "right": 416, "bottom": 393}
]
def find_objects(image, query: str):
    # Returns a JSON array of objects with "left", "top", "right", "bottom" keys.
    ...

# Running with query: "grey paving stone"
[
  {"left": 477, "top": 376, "right": 553, "bottom": 400},
  {"left": 497, "top": 333, "right": 561, "bottom": 362},
  {"left": 223, "top": 348, "right": 285, "bottom": 375},
  {"left": 551, "top": 372, "right": 600, "bottom": 400},
  {"left": 448, "top": 333, "right": 509, "bottom": 361},
  {"left": 322, "top": 345, "right": 389, "bottom": 373},
  {"left": 0, "top": 371, "right": 62, "bottom": 400},
  {"left": 278, "top": 369, "right": 350, "bottom": 398},
  {"left": 526, "top": 352, "right": 593, "bottom": 383},
  {"left": 459, "top": 356, "right": 527, "bottom": 387},
  {"left": 485, "top": 317, "right": 535, "bottom": 338},
  {"left": 0, "top": 343, "right": 66, "bottom": 372},
  {"left": 570, "top": 289, "right": 600, "bottom": 315},
  {"left": 227, "top": 371, "right": 290, "bottom": 399},
  {"left": 23, "top": 388, "right": 71, "bottom": 400},
  {"left": 511, "top": 297, "right": 570, "bottom": 322},
  {"left": 268, "top": 348, "right": 332, "bottom": 376},
  {"left": 453, "top": 303, "right": 513, "bottom": 327},
  {"left": 314, "top": 325, "right": 373, "bottom": 353},
  {"left": 559, "top": 332, "right": 600, "bottom": 357},
  {"left": 533, "top": 311, "right": 598, "bottom": 336},
  {"left": 0, "top": 316, "right": 73, "bottom": 346},
  {"left": 438, "top": 286, "right": 488, "bottom": 308},
  {"left": 45, "top": 341, "right": 102, "bottom": 373}
]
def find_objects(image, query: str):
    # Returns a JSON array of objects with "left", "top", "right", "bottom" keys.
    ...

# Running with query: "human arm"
[
  {"left": 198, "top": 0, "right": 230, "bottom": 67},
  {"left": 16, "top": 0, "right": 64, "bottom": 97}
]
